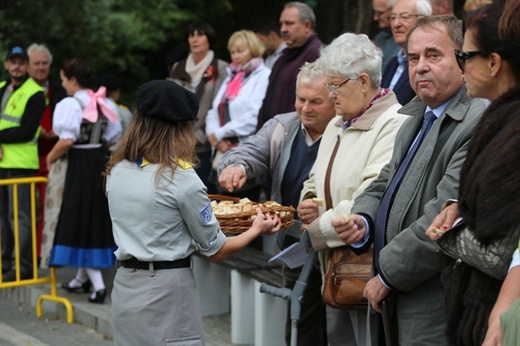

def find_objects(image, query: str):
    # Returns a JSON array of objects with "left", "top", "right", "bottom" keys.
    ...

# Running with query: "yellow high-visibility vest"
[{"left": 0, "top": 78, "right": 44, "bottom": 169}]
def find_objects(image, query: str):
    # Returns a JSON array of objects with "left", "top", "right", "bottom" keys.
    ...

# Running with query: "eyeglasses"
[
  {"left": 387, "top": 13, "right": 423, "bottom": 23},
  {"left": 454, "top": 49, "right": 483, "bottom": 72},
  {"left": 325, "top": 78, "right": 352, "bottom": 94}
]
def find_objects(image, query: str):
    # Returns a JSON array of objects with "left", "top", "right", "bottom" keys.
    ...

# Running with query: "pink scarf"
[
  {"left": 222, "top": 57, "right": 263, "bottom": 102},
  {"left": 82, "top": 86, "right": 119, "bottom": 123}
]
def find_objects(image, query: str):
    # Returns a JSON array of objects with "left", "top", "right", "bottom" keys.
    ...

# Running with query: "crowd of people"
[{"left": 0, "top": 0, "right": 519, "bottom": 345}]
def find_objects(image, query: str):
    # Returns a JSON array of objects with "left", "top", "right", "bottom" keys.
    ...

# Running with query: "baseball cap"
[{"left": 5, "top": 46, "right": 29, "bottom": 61}]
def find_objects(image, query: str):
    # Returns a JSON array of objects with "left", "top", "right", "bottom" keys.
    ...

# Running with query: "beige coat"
[{"left": 301, "top": 92, "right": 408, "bottom": 274}]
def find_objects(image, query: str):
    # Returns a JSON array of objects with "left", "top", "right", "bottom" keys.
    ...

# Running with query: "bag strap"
[
  {"left": 324, "top": 135, "right": 341, "bottom": 210},
  {"left": 73, "top": 96, "right": 85, "bottom": 110}
]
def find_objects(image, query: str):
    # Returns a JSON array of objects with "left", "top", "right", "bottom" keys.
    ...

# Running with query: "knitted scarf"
[
  {"left": 185, "top": 51, "right": 215, "bottom": 88},
  {"left": 170, "top": 53, "right": 220, "bottom": 101},
  {"left": 218, "top": 57, "right": 263, "bottom": 127},
  {"left": 457, "top": 85, "right": 520, "bottom": 245},
  {"left": 222, "top": 57, "right": 263, "bottom": 103}
]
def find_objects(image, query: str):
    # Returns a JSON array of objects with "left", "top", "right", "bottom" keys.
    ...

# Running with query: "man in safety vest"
[{"left": 0, "top": 46, "right": 46, "bottom": 281}]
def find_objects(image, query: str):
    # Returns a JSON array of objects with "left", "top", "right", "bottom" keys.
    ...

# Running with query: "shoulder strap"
[
  {"left": 324, "top": 135, "right": 341, "bottom": 210},
  {"left": 73, "top": 96, "right": 85, "bottom": 110}
]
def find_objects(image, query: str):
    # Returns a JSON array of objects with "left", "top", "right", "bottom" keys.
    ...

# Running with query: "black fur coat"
[{"left": 442, "top": 85, "right": 520, "bottom": 346}]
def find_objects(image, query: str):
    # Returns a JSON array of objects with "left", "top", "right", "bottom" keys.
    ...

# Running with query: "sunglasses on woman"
[{"left": 454, "top": 49, "right": 483, "bottom": 72}]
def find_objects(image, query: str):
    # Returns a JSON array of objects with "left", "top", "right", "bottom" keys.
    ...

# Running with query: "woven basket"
[{"left": 208, "top": 194, "right": 295, "bottom": 235}]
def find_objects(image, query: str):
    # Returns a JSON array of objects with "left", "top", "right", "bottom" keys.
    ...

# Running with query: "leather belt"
[{"left": 119, "top": 257, "right": 191, "bottom": 270}]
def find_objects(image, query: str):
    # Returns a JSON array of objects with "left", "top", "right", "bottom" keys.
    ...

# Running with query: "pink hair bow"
[{"left": 82, "top": 86, "right": 119, "bottom": 123}]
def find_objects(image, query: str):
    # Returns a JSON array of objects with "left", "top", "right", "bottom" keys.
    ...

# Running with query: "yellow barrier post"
[{"left": 0, "top": 176, "right": 73, "bottom": 323}]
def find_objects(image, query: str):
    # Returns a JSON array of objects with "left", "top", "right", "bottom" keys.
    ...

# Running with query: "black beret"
[{"left": 136, "top": 80, "right": 199, "bottom": 123}]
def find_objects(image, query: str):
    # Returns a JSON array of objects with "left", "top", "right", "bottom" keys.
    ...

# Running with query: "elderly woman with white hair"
[{"left": 297, "top": 33, "right": 409, "bottom": 345}]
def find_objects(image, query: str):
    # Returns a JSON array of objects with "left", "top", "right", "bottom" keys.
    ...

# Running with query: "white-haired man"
[
  {"left": 219, "top": 61, "right": 334, "bottom": 346},
  {"left": 381, "top": 0, "right": 432, "bottom": 105},
  {"left": 27, "top": 43, "right": 66, "bottom": 261},
  {"left": 372, "top": 0, "right": 400, "bottom": 71}
]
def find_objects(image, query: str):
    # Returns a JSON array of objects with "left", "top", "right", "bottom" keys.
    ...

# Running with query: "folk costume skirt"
[
  {"left": 40, "top": 156, "right": 68, "bottom": 269},
  {"left": 49, "top": 147, "right": 116, "bottom": 268},
  {"left": 111, "top": 266, "right": 205, "bottom": 346}
]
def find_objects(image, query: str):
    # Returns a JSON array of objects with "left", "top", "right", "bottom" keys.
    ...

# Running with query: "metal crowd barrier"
[{"left": 0, "top": 176, "right": 73, "bottom": 323}]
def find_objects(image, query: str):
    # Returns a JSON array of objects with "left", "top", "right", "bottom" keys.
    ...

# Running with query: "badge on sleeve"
[{"left": 200, "top": 202, "right": 213, "bottom": 225}]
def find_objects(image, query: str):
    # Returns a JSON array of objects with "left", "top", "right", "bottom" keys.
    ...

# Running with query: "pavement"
[
  {"left": 0, "top": 297, "right": 113, "bottom": 346},
  {"left": 0, "top": 266, "right": 234, "bottom": 345},
  {"left": 0, "top": 266, "right": 115, "bottom": 340}
]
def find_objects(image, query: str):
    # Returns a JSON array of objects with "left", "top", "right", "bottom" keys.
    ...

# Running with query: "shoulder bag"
[{"left": 320, "top": 135, "right": 372, "bottom": 309}]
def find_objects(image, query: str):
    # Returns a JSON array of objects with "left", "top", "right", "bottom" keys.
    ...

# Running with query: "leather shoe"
[
  {"left": 88, "top": 289, "right": 107, "bottom": 304},
  {"left": 61, "top": 279, "right": 91, "bottom": 293}
]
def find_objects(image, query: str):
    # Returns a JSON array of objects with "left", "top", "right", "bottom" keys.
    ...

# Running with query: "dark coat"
[
  {"left": 381, "top": 54, "right": 416, "bottom": 106},
  {"left": 257, "top": 33, "right": 323, "bottom": 130},
  {"left": 439, "top": 86, "right": 520, "bottom": 346},
  {"left": 48, "top": 78, "right": 67, "bottom": 112}
]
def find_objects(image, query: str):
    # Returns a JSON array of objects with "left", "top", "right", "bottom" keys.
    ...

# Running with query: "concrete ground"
[{"left": 0, "top": 266, "right": 236, "bottom": 346}]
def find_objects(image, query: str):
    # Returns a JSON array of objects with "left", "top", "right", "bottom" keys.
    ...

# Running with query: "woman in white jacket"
[{"left": 206, "top": 30, "right": 270, "bottom": 200}]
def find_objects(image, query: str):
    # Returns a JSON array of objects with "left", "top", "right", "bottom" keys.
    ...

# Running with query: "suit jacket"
[
  {"left": 374, "top": 28, "right": 401, "bottom": 72},
  {"left": 381, "top": 55, "right": 416, "bottom": 106},
  {"left": 352, "top": 85, "right": 486, "bottom": 345}
]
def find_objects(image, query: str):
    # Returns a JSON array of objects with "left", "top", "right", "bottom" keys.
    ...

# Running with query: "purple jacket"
[{"left": 257, "top": 33, "right": 323, "bottom": 130}]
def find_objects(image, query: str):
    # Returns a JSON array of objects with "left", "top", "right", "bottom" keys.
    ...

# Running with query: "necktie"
[{"left": 373, "top": 111, "right": 437, "bottom": 273}]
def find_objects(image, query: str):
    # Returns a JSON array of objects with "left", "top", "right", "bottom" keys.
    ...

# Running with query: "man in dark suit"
[
  {"left": 257, "top": 2, "right": 323, "bottom": 130},
  {"left": 381, "top": 0, "right": 431, "bottom": 105}
]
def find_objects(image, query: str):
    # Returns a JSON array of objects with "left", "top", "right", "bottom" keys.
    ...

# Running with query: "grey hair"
[
  {"left": 404, "top": 15, "right": 462, "bottom": 54},
  {"left": 296, "top": 61, "right": 324, "bottom": 86},
  {"left": 27, "top": 43, "right": 53, "bottom": 64},
  {"left": 416, "top": 0, "right": 433, "bottom": 15},
  {"left": 317, "top": 33, "right": 383, "bottom": 89},
  {"left": 284, "top": 2, "right": 316, "bottom": 29}
]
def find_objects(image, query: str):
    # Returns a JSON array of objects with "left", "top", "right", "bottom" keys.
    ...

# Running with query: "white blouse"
[{"left": 53, "top": 89, "right": 121, "bottom": 146}]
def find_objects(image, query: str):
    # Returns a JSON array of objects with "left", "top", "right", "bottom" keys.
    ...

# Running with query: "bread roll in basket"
[{"left": 208, "top": 194, "right": 295, "bottom": 235}]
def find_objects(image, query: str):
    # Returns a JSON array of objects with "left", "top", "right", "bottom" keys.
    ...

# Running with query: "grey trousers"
[
  {"left": 326, "top": 305, "right": 368, "bottom": 346},
  {"left": 111, "top": 265, "right": 205, "bottom": 346}
]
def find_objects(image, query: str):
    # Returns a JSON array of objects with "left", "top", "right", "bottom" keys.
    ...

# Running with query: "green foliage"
[
  {"left": 0, "top": 0, "right": 194, "bottom": 106},
  {"left": 0, "top": 0, "right": 467, "bottom": 107}
]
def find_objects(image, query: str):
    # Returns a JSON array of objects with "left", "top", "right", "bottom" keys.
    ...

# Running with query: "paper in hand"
[{"left": 269, "top": 241, "right": 309, "bottom": 269}]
